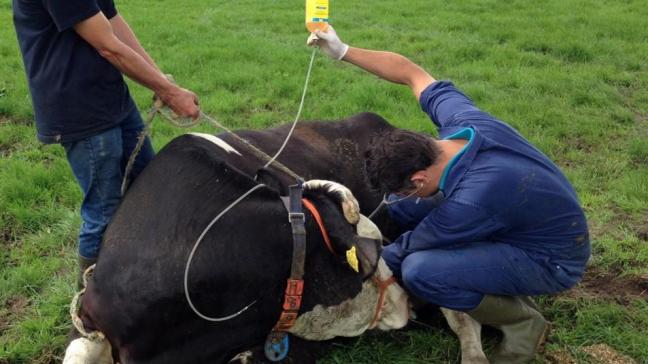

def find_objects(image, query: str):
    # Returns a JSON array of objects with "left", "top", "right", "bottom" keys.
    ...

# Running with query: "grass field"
[{"left": 1, "top": 0, "right": 647, "bottom": 363}]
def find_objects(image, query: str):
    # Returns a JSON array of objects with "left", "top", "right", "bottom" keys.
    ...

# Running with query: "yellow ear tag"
[{"left": 346, "top": 246, "right": 360, "bottom": 273}]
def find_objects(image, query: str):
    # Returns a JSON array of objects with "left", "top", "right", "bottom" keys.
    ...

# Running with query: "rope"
[
  {"left": 119, "top": 49, "right": 319, "bottom": 323},
  {"left": 263, "top": 48, "right": 317, "bottom": 170},
  {"left": 367, "top": 188, "right": 423, "bottom": 221},
  {"left": 367, "top": 200, "right": 385, "bottom": 220},
  {"left": 183, "top": 183, "right": 266, "bottom": 322},
  {"left": 121, "top": 48, "right": 319, "bottom": 193},
  {"left": 120, "top": 100, "right": 163, "bottom": 196},
  {"left": 69, "top": 264, "right": 106, "bottom": 342},
  {"left": 199, "top": 112, "right": 302, "bottom": 180}
]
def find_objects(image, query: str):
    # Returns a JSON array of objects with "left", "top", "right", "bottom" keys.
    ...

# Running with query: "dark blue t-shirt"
[{"left": 13, "top": 0, "right": 135, "bottom": 144}]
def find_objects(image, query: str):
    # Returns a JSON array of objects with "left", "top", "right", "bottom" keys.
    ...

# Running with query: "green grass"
[{"left": 2, "top": 0, "right": 648, "bottom": 362}]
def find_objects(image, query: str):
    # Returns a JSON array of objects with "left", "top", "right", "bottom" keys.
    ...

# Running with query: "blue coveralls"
[{"left": 382, "top": 81, "right": 590, "bottom": 311}]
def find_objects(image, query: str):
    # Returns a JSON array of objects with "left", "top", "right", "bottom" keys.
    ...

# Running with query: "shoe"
[{"left": 468, "top": 295, "right": 549, "bottom": 364}]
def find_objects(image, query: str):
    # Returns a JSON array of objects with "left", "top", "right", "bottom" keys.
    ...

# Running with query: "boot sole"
[{"left": 535, "top": 320, "right": 552, "bottom": 353}]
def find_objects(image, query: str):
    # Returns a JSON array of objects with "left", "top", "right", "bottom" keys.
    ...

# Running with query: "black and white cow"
[{"left": 64, "top": 113, "right": 488, "bottom": 364}]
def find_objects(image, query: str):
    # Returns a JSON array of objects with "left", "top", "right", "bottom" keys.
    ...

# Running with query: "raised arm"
[
  {"left": 74, "top": 12, "right": 199, "bottom": 119},
  {"left": 308, "top": 27, "right": 436, "bottom": 101}
]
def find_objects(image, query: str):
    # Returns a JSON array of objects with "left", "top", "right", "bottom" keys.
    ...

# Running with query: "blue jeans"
[
  {"left": 63, "top": 109, "right": 155, "bottom": 259},
  {"left": 382, "top": 241, "right": 574, "bottom": 311}
]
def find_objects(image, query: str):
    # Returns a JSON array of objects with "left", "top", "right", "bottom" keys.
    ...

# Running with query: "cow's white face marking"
[
  {"left": 288, "top": 258, "right": 409, "bottom": 341},
  {"left": 62, "top": 337, "right": 113, "bottom": 364},
  {"left": 190, "top": 133, "right": 242, "bottom": 156},
  {"left": 303, "top": 179, "right": 360, "bottom": 224}
]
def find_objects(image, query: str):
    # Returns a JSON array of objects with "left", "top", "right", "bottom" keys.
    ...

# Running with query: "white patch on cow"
[
  {"left": 288, "top": 258, "right": 409, "bottom": 341},
  {"left": 63, "top": 337, "right": 113, "bottom": 364},
  {"left": 441, "top": 308, "right": 489, "bottom": 364},
  {"left": 303, "top": 180, "right": 360, "bottom": 224},
  {"left": 190, "top": 133, "right": 242, "bottom": 156},
  {"left": 373, "top": 259, "right": 409, "bottom": 331},
  {"left": 228, "top": 350, "right": 253, "bottom": 363},
  {"left": 356, "top": 214, "right": 381, "bottom": 241}
]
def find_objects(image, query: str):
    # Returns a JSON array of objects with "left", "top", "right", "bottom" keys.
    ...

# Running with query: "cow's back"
[{"left": 219, "top": 112, "right": 400, "bottom": 238}]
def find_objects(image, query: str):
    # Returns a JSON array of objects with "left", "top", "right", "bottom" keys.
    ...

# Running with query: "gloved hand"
[{"left": 306, "top": 26, "right": 349, "bottom": 60}]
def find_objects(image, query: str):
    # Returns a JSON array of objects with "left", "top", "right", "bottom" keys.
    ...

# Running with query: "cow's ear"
[
  {"left": 355, "top": 237, "right": 380, "bottom": 279},
  {"left": 255, "top": 168, "right": 288, "bottom": 195}
]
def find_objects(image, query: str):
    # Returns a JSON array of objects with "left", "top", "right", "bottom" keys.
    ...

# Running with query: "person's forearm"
[
  {"left": 98, "top": 39, "right": 175, "bottom": 99},
  {"left": 109, "top": 14, "right": 160, "bottom": 71},
  {"left": 342, "top": 47, "right": 435, "bottom": 98},
  {"left": 343, "top": 48, "right": 414, "bottom": 84},
  {"left": 74, "top": 12, "right": 197, "bottom": 116}
]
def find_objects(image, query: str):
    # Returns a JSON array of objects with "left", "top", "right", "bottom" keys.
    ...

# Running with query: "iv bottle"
[{"left": 305, "top": 0, "right": 329, "bottom": 32}]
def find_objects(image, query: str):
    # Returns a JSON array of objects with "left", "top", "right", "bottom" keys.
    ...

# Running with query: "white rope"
[
  {"left": 160, "top": 48, "right": 319, "bottom": 181},
  {"left": 263, "top": 47, "right": 318, "bottom": 169},
  {"left": 121, "top": 48, "right": 317, "bottom": 193},
  {"left": 198, "top": 111, "right": 302, "bottom": 180},
  {"left": 183, "top": 50, "right": 320, "bottom": 322},
  {"left": 367, "top": 200, "right": 386, "bottom": 220},
  {"left": 183, "top": 184, "right": 266, "bottom": 322},
  {"left": 123, "top": 49, "right": 319, "bottom": 323},
  {"left": 367, "top": 188, "right": 423, "bottom": 220}
]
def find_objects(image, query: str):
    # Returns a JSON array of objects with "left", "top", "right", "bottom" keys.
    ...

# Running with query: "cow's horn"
[{"left": 303, "top": 180, "right": 360, "bottom": 224}]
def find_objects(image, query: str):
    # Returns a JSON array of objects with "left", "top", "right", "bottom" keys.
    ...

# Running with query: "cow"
[
  {"left": 64, "top": 112, "right": 488, "bottom": 364},
  {"left": 214, "top": 112, "right": 402, "bottom": 241}
]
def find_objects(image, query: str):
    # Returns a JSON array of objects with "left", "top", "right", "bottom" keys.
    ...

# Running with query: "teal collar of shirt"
[{"left": 438, "top": 127, "right": 480, "bottom": 197}]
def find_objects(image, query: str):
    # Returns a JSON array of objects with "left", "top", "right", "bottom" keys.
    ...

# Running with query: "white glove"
[{"left": 306, "top": 26, "right": 349, "bottom": 60}]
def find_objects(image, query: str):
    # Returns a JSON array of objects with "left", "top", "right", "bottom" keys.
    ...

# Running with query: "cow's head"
[
  {"left": 302, "top": 179, "right": 381, "bottom": 279},
  {"left": 282, "top": 179, "right": 409, "bottom": 340},
  {"left": 234, "top": 169, "right": 409, "bottom": 338}
]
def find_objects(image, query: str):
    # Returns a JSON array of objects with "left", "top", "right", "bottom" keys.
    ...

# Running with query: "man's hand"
[
  {"left": 74, "top": 12, "right": 200, "bottom": 119},
  {"left": 158, "top": 86, "right": 200, "bottom": 120},
  {"left": 307, "top": 26, "right": 349, "bottom": 60}
]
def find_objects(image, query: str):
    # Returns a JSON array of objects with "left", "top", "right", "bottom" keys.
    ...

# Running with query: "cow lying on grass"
[
  {"left": 64, "top": 113, "right": 489, "bottom": 363},
  {"left": 63, "top": 130, "right": 409, "bottom": 363}
]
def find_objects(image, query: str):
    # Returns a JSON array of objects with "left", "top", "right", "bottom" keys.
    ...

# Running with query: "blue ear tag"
[{"left": 264, "top": 332, "right": 290, "bottom": 362}]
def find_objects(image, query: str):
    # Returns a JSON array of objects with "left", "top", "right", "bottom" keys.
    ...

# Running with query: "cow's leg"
[
  {"left": 63, "top": 337, "right": 114, "bottom": 364},
  {"left": 441, "top": 308, "right": 489, "bottom": 364}
]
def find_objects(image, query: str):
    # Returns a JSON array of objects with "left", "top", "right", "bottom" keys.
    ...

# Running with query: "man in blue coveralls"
[
  {"left": 309, "top": 27, "right": 590, "bottom": 363},
  {"left": 13, "top": 0, "right": 200, "bottom": 285}
]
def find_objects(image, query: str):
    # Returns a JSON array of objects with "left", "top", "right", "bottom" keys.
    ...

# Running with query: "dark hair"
[{"left": 364, "top": 129, "right": 440, "bottom": 194}]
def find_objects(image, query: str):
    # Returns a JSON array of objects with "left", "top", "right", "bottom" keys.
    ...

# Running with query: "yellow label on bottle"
[{"left": 306, "top": 0, "right": 329, "bottom": 30}]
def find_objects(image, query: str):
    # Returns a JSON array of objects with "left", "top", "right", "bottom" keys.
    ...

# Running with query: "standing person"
[
  {"left": 308, "top": 27, "right": 590, "bottom": 363},
  {"left": 12, "top": 0, "right": 201, "bottom": 283}
]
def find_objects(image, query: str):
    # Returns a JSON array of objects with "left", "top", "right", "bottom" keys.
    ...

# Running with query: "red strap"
[
  {"left": 301, "top": 198, "right": 335, "bottom": 254},
  {"left": 273, "top": 279, "right": 304, "bottom": 331},
  {"left": 370, "top": 276, "right": 397, "bottom": 328}
]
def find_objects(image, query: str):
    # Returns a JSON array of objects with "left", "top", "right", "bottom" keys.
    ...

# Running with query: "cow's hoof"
[
  {"left": 228, "top": 350, "right": 254, "bottom": 363},
  {"left": 462, "top": 355, "right": 490, "bottom": 364}
]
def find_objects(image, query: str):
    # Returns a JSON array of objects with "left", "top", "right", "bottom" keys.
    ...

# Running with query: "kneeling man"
[{"left": 309, "top": 27, "right": 590, "bottom": 363}]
